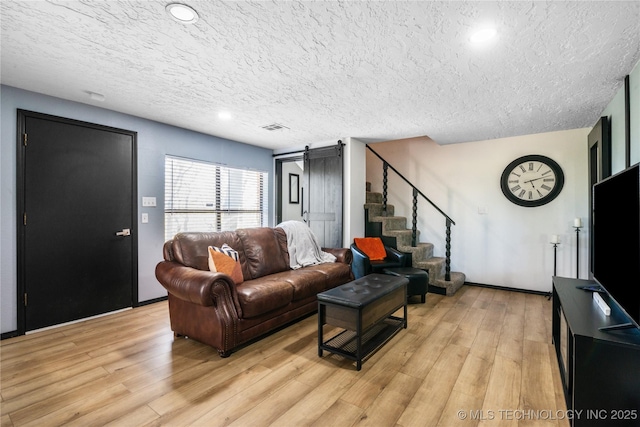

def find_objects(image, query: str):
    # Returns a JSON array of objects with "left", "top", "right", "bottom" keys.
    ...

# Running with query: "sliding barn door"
[
  {"left": 303, "top": 143, "right": 344, "bottom": 248},
  {"left": 17, "top": 110, "right": 137, "bottom": 332}
]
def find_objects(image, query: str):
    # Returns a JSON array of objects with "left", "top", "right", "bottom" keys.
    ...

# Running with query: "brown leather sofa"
[{"left": 155, "top": 227, "right": 353, "bottom": 357}]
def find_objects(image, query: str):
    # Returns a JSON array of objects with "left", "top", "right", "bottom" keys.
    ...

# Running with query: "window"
[{"left": 165, "top": 156, "right": 268, "bottom": 241}]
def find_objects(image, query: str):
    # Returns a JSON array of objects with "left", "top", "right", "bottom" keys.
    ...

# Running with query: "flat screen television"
[{"left": 591, "top": 162, "right": 640, "bottom": 330}]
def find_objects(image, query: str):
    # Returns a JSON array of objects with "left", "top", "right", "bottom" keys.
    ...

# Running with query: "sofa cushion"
[
  {"left": 282, "top": 269, "right": 328, "bottom": 301},
  {"left": 170, "top": 231, "right": 243, "bottom": 271},
  {"left": 235, "top": 277, "right": 294, "bottom": 318},
  {"left": 290, "top": 263, "right": 353, "bottom": 300},
  {"left": 208, "top": 246, "right": 244, "bottom": 284},
  {"left": 308, "top": 262, "right": 354, "bottom": 285},
  {"left": 236, "top": 227, "right": 289, "bottom": 279}
]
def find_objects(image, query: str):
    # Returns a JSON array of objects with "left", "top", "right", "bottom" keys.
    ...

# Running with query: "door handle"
[{"left": 115, "top": 228, "right": 131, "bottom": 236}]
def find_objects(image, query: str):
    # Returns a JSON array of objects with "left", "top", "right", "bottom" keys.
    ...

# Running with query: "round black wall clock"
[{"left": 500, "top": 155, "right": 564, "bottom": 207}]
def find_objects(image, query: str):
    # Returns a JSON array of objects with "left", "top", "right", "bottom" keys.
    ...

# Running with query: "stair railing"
[{"left": 367, "top": 145, "right": 456, "bottom": 281}]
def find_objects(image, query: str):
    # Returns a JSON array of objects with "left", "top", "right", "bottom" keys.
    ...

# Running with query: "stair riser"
[
  {"left": 366, "top": 204, "right": 395, "bottom": 218},
  {"left": 415, "top": 258, "right": 445, "bottom": 281},
  {"left": 366, "top": 192, "right": 382, "bottom": 204},
  {"left": 380, "top": 217, "right": 408, "bottom": 231},
  {"left": 389, "top": 231, "right": 419, "bottom": 247},
  {"left": 396, "top": 245, "right": 427, "bottom": 261},
  {"left": 397, "top": 243, "right": 433, "bottom": 261}
]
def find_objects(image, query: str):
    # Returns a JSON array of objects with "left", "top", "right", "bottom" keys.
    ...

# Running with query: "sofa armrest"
[
  {"left": 155, "top": 261, "right": 239, "bottom": 308},
  {"left": 322, "top": 247, "right": 353, "bottom": 265}
]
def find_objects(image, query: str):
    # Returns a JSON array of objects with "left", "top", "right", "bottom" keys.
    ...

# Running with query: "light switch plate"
[
  {"left": 142, "top": 197, "right": 156, "bottom": 207},
  {"left": 141, "top": 213, "right": 149, "bottom": 223}
]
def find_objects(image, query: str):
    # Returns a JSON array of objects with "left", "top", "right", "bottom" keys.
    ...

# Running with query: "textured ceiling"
[{"left": 2, "top": 1, "right": 639, "bottom": 151}]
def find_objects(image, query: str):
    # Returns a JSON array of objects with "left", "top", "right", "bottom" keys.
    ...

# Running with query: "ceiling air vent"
[{"left": 261, "top": 123, "right": 289, "bottom": 131}]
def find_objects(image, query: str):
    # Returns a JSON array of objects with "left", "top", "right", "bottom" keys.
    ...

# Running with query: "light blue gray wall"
[{"left": 1, "top": 85, "right": 274, "bottom": 334}]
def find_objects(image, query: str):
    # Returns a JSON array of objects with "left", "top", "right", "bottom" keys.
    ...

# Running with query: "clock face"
[{"left": 500, "top": 155, "right": 564, "bottom": 207}]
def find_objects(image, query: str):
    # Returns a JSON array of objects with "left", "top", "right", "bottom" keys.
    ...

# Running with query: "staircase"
[{"left": 364, "top": 184, "right": 466, "bottom": 296}]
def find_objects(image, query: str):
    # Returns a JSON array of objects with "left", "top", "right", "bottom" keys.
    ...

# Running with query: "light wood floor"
[{"left": 1, "top": 285, "right": 569, "bottom": 427}]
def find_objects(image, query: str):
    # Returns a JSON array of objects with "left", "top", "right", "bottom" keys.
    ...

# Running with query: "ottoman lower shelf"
[{"left": 319, "top": 316, "right": 405, "bottom": 366}]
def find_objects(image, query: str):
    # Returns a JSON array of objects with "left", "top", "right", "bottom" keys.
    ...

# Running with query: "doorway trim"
[{"left": 275, "top": 154, "right": 304, "bottom": 225}]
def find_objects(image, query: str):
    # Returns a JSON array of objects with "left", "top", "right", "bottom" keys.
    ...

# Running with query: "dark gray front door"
[
  {"left": 303, "top": 143, "right": 344, "bottom": 248},
  {"left": 17, "top": 110, "right": 137, "bottom": 332}
]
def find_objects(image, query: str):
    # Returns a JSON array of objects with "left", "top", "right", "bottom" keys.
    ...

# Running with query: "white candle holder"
[{"left": 550, "top": 239, "right": 560, "bottom": 276}]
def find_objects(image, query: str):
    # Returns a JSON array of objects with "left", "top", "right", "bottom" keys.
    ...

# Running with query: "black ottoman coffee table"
[
  {"left": 383, "top": 267, "right": 428, "bottom": 303},
  {"left": 317, "top": 274, "right": 408, "bottom": 370}
]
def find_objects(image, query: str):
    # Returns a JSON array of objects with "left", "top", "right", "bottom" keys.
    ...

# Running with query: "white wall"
[
  {"left": 367, "top": 129, "right": 590, "bottom": 293},
  {"left": 343, "top": 137, "right": 367, "bottom": 247}
]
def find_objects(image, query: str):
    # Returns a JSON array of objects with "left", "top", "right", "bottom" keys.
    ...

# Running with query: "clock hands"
[
  {"left": 524, "top": 176, "right": 544, "bottom": 185},
  {"left": 523, "top": 177, "right": 541, "bottom": 191}
]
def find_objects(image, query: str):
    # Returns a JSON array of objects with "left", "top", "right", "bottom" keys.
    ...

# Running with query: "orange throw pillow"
[
  {"left": 354, "top": 237, "right": 387, "bottom": 261},
  {"left": 208, "top": 246, "right": 244, "bottom": 284}
]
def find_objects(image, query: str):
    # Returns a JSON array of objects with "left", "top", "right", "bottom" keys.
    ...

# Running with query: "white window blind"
[{"left": 164, "top": 156, "right": 268, "bottom": 241}]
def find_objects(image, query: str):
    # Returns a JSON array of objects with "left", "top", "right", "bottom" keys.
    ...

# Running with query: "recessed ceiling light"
[
  {"left": 218, "top": 111, "right": 232, "bottom": 120},
  {"left": 166, "top": 3, "right": 199, "bottom": 24},
  {"left": 470, "top": 28, "right": 497, "bottom": 44}
]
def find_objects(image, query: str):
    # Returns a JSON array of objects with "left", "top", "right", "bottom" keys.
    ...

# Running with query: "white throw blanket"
[{"left": 277, "top": 220, "right": 336, "bottom": 269}]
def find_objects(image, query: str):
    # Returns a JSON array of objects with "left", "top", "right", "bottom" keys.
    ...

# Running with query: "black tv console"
[{"left": 552, "top": 277, "right": 640, "bottom": 427}]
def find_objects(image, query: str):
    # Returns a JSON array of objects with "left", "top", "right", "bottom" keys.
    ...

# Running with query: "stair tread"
[
  {"left": 368, "top": 215, "right": 405, "bottom": 220},
  {"left": 384, "top": 229, "right": 414, "bottom": 235},
  {"left": 397, "top": 242, "right": 433, "bottom": 250},
  {"left": 415, "top": 256, "right": 445, "bottom": 264},
  {"left": 430, "top": 272, "right": 466, "bottom": 296}
]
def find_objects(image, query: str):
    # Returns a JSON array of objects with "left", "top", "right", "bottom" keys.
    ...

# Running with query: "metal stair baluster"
[
  {"left": 382, "top": 162, "right": 388, "bottom": 216},
  {"left": 411, "top": 187, "right": 418, "bottom": 247},
  {"left": 445, "top": 219, "right": 452, "bottom": 281}
]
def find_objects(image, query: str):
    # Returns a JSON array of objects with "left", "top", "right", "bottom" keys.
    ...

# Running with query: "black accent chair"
[{"left": 350, "top": 243, "right": 408, "bottom": 279}]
